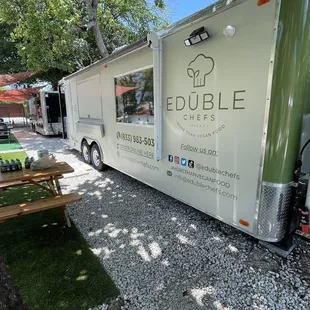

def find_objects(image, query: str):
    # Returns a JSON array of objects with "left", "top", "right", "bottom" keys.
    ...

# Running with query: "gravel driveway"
[{"left": 13, "top": 128, "right": 310, "bottom": 310}]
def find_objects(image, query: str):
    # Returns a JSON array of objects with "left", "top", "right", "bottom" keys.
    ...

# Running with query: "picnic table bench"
[{"left": 0, "top": 162, "right": 82, "bottom": 226}]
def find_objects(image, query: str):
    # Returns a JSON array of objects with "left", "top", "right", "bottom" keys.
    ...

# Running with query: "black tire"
[
  {"left": 91, "top": 144, "right": 104, "bottom": 171},
  {"left": 81, "top": 141, "right": 92, "bottom": 164}
]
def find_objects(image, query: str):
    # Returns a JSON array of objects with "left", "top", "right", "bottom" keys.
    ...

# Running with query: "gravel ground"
[{"left": 13, "top": 128, "right": 310, "bottom": 310}]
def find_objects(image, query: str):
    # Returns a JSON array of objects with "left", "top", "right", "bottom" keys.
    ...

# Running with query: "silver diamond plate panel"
[{"left": 257, "top": 182, "right": 292, "bottom": 242}]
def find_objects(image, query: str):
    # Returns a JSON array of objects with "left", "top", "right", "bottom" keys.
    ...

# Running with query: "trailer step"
[{"left": 259, "top": 237, "right": 295, "bottom": 258}]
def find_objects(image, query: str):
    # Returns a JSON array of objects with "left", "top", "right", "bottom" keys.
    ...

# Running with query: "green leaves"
[
  {"left": 155, "top": 0, "right": 165, "bottom": 9},
  {"left": 0, "top": 0, "right": 169, "bottom": 87},
  {"left": 0, "top": 0, "right": 82, "bottom": 74},
  {"left": 0, "top": 22, "right": 24, "bottom": 74}
]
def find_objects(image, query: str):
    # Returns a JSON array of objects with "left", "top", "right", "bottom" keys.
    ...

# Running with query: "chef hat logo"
[{"left": 187, "top": 54, "right": 215, "bottom": 88}]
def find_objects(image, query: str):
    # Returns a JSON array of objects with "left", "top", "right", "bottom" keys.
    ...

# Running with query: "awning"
[
  {"left": 115, "top": 85, "right": 137, "bottom": 97},
  {"left": 0, "top": 71, "right": 38, "bottom": 87},
  {"left": 0, "top": 86, "right": 45, "bottom": 103}
]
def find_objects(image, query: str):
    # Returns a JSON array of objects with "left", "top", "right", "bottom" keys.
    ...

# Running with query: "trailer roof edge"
[
  {"left": 63, "top": 38, "right": 148, "bottom": 81},
  {"left": 158, "top": 0, "right": 247, "bottom": 39}
]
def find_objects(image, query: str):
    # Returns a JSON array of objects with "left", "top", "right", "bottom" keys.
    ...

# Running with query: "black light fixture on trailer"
[{"left": 184, "top": 26, "right": 210, "bottom": 46}]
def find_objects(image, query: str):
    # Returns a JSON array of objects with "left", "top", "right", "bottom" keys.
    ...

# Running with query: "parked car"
[{"left": 0, "top": 122, "right": 9, "bottom": 140}]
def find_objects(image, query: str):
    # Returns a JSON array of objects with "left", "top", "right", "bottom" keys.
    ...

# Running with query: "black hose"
[
  {"left": 58, "top": 84, "right": 65, "bottom": 139},
  {"left": 284, "top": 138, "right": 310, "bottom": 237},
  {"left": 300, "top": 138, "right": 310, "bottom": 157}
]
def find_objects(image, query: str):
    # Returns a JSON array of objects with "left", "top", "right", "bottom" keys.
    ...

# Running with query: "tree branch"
[
  {"left": 92, "top": 23, "right": 109, "bottom": 57},
  {"left": 85, "top": 0, "right": 109, "bottom": 58},
  {"left": 86, "top": 20, "right": 96, "bottom": 29},
  {"left": 75, "top": 58, "right": 84, "bottom": 69}
]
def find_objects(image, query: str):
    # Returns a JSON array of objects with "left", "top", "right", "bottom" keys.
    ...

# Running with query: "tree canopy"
[
  {"left": 0, "top": 0, "right": 169, "bottom": 88},
  {"left": 0, "top": 22, "right": 25, "bottom": 74}
]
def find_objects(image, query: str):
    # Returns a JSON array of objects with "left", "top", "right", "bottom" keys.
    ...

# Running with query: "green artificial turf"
[
  {"left": 0, "top": 150, "right": 28, "bottom": 163},
  {"left": 0, "top": 133, "right": 23, "bottom": 151},
  {"left": 0, "top": 185, "right": 119, "bottom": 310}
]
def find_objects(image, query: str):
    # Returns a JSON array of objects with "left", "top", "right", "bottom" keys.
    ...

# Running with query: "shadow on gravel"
[
  {"left": 12, "top": 128, "right": 310, "bottom": 309},
  {"left": 66, "top": 162, "right": 310, "bottom": 310},
  {"left": 13, "top": 130, "right": 68, "bottom": 154}
]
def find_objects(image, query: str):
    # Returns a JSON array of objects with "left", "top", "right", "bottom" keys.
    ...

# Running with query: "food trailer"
[
  {"left": 31, "top": 90, "right": 67, "bottom": 136},
  {"left": 63, "top": 0, "right": 310, "bottom": 255}
]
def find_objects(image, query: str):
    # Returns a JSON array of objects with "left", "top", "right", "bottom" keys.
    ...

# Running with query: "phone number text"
[{"left": 116, "top": 132, "right": 154, "bottom": 147}]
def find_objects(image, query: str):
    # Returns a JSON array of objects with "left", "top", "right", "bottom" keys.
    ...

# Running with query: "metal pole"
[
  {"left": 23, "top": 105, "right": 26, "bottom": 125},
  {"left": 58, "top": 84, "right": 65, "bottom": 139}
]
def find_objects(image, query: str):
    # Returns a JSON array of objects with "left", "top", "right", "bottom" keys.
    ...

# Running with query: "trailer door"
[{"left": 160, "top": 0, "right": 277, "bottom": 236}]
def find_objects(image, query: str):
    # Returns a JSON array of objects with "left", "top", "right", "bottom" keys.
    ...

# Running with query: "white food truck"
[
  {"left": 62, "top": 0, "right": 310, "bottom": 254},
  {"left": 30, "top": 90, "right": 67, "bottom": 136}
]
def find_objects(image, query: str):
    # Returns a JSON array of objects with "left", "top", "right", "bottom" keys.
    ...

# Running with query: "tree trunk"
[
  {"left": 52, "top": 82, "right": 58, "bottom": 91},
  {"left": 87, "top": 0, "right": 109, "bottom": 58},
  {"left": 92, "top": 22, "right": 109, "bottom": 58}
]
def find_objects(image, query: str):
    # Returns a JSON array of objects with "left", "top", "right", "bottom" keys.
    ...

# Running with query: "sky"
[{"left": 167, "top": 0, "right": 218, "bottom": 22}]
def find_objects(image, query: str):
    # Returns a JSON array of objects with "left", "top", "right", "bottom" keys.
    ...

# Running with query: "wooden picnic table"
[{"left": 0, "top": 162, "right": 82, "bottom": 226}]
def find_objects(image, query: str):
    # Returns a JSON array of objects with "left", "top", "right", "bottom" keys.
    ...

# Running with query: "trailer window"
[{"left": 115, "top": 67, "right": 154, "bottom": 125}]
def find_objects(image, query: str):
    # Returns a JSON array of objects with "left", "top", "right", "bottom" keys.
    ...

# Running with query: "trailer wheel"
[
  {"left": 81, "top": 141, "right": 91, "bottom": 164},
  {"left": 91, "top": 144, "right": 104, "bottom": 171}
]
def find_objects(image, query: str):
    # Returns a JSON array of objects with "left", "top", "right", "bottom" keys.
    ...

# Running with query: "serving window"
[{"left": 115, "top": 67, "right": 154, "bottom": 125}]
